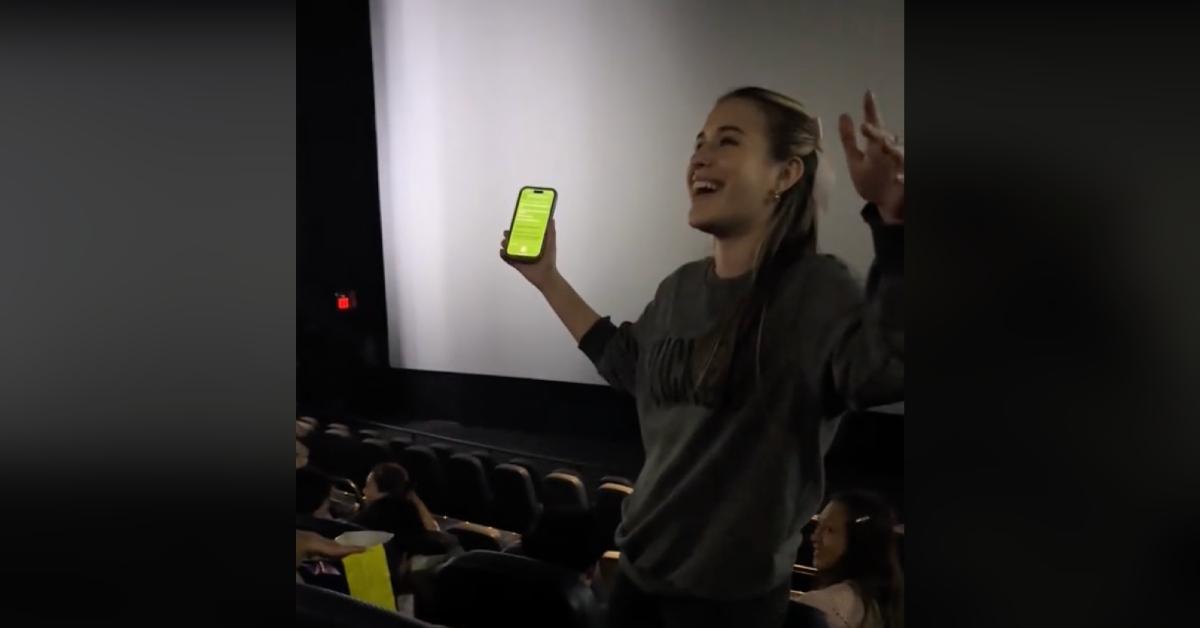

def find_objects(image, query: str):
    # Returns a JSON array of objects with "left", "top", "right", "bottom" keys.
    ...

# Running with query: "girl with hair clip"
[
  {"left": 800, "top": 491, "right": 905, "bottom": 628},
  {"left": 501, "top": 88, "right": 903, "bottom": 627}
]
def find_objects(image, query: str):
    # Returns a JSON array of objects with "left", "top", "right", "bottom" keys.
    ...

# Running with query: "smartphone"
[{"left": 504, "top": 186, "right": 557, "bottom": 263}]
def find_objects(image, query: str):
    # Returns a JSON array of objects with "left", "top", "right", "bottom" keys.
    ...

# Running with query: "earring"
[{"left": 772, "top": 191, "right": 781, "bottom": 201}]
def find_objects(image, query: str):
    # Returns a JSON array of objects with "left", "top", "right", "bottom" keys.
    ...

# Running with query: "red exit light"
[{"left": 334, "top": 290, "right": 356, "bottom": 311}]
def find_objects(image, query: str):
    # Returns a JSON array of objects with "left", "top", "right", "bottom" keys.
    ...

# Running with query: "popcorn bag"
[{"left": 335, "top": 530, "right": 396, "bottom": 611}]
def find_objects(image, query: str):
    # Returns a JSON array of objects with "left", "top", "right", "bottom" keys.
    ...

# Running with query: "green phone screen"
[{"left": 506, "top": 187, "right": 556, "bottom": 258}]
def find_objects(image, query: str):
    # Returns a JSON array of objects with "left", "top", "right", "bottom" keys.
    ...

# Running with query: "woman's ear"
[
  {"left": 777, "top": 156, "right": 806, "bottom": 194},
  {"left": 775, "top": 156, "right": 805, "bottom": 195}
]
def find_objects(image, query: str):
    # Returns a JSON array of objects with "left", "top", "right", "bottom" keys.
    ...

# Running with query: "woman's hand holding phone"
[{"left": 500, "top": 218, "right": 558, "bottom": 292}]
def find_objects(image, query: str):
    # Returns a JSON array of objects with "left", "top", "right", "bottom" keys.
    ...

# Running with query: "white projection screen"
[{"left": 370, "top": 0, "right": 904, "bottom": 384}]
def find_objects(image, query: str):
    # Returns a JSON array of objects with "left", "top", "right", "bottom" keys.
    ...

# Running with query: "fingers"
[
  {"left": 327, "top": 544, "right": 366, "bottom": 559},
  {"left": 838, "top": 113, "right": 864, "bottom": 164},
  {"left": 860, "top": 122, "right": 905, "bottom": 168},
  {"left": 860, "top": 121, "right": 894, "bottom": 145},
  {"left": 864, "top": 90, "right": 883, "bottom": 128},
  {"left": 297, "top": 531, "right": 366, "bottom": 560},
  {"left": 883, "top": 143, "right": 905, "bottom": 170}
]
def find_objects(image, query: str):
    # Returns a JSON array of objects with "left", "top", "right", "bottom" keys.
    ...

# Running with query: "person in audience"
[
  {"left": 501, "top": 87, "right": 903, "bottom": 627},
  {"left": 361, "top": 462, "right": 441, "bottom": 532},
  {"left": 355, "top": 490, "right": 431, "bottom": 538},
  {"left": 297, "top": 466, "right": 365, "bottom": 538},
  {"left": 519, "top": 506, "right": 605, "bottom": 584},
  {"left": 355, "top": 481, "right": 459, "bottom": 570},
  {"left": 356, "top": 490, "right": 466, "bottom": 619},
  {"left": 798, "top": 491, "right": 903, "bottom": 628},
  {"left": 297, "top": 465, "right": 336, "bottom": 519},
  {"left": 362, "top": 462, "right": 410, "bottom": 503}
]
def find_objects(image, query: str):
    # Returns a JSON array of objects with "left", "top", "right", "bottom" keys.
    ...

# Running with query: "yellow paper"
[{"left": 341, "top": 543, "right": 396, "bottom": 611}]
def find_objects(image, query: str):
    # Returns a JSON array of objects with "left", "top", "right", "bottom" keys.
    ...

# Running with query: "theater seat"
[
  {"left": 467, "top": 450, "right": 497, "bottom": 478},
  {"left": 429, "top": 443, "right": 456, "bottom": 467},
  {"left": 327, "top": 475, "right": 364, "bottom": 520},
  {"left": 388, "top": 436, "right": 413, "bottom": 459},
  {"left": 428, "top": 550, "right": 600, "bottom": 628},
  {"left": 599, "top": 475, "right": 633, "bottom": 488},
  {"left": 544, "top": 469, "right": 588, "bottom": 511},
  {"left": 312, "top": 431, "right": 361, "bottom": 480},
  {"left": 399, "top": 446, "right": 448, "bottom": 514},
  {"left": 297, "top": 513, "right": 366, "bottom": 540},
  {"left": 404, "top": 529, "right": 464, "bottom": 558},
  {"left": 296, "top": 582, "right": 437, "bottom": 628},
  {"left": 492, "top": 463, "right": 541, "bottom": 534},
  {"left": 359, "top": 438, "right": 393, "bottom": 482},
  {"left": 506, "top": 458, "right": 544, "bottom": 499},
  {"left": 593, "top": 482, "right": 633, "bottom": 551},
  {"left": 445, "top": 453, "right": 494, "bottom": 524},
  {"left": 795, "top": 515, "right": 819, "bottom": 569},
  {"left": 446, "top": 522, "right": 503, "bottom": 552}
]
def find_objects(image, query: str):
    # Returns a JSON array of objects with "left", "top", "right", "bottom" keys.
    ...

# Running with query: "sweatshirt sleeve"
[
  {"left": 810, "top": 204, "right": 904, "bottom": 414},
  {"left": 578, "top": 278, "right": 667, "bottom": 396}
]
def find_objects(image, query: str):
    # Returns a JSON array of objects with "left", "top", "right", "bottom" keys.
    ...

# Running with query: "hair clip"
[{"left": 854, "top": 515, "right": 872, "bottom": 524}]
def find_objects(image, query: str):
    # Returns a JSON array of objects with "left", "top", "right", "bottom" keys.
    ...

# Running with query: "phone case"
[{"left": 503, "top": 185, "right": 558, "bottom": 263}]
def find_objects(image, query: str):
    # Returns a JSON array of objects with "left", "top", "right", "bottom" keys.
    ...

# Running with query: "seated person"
[
  {"left": 362, "top": 461, "right": 409, "bottom": 503},
  {"left": 355, "top": 492, "right": 430, "bottom": 538},
  {"left": 361, "top": 462, "right": 440, "bottom": 531},
  {"left": 796, "top": 491, "right": 904, "bottom": 628},
  {"left": 296, "top": 466, "right": 365, "bottom": 538},
  {"left": 356, "top": 490, "right": 464, "bottom": 619},
  {"left": 355, "top": 489, "right": 461, "bottom": 559}
]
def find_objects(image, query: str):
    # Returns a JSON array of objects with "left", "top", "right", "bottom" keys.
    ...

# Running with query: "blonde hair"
[{"left": 694, "top": 87, "right": 829, "bottom": 406}]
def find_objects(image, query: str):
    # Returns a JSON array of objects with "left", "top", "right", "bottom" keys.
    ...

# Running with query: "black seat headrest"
[
  {"left": 429, "top": 550, "right": 599, "bottom": 628},
  {"left": 296, "top": 582, "right": 435, "bottom": 628}
]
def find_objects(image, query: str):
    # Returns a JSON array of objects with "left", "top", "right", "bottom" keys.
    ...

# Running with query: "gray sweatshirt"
[{"left": 578, "top": 204, "right": 903, "bottom": 600}]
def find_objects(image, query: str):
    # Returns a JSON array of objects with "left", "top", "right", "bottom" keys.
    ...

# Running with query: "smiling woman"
[
  {"left": 800, "top": 491, "right": 904, "bottom": 628},
  {"left": 370, "top": 0, "right": 904, "bottom": 386},
  {"left": 499, "top": 86, "right": 905, "bottom": 628}
]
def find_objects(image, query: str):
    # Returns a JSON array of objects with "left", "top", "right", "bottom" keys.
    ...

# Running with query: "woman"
[
  {"left": 500, "top": 87, "right": 903, "bottom": 627},
  {"left": 799, "top": 491, "right": 904, "bottom": 628},
  {"left": 360, "top": 462, "right": 440, "bottom": 532}
]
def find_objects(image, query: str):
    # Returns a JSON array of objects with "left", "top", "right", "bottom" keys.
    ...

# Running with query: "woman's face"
[
  {"left": 811, "top": 501, "right": 850, "bottom": 571},
  {"left": 687, "top": 98, "right": 787, "bottom": 237},
  {"left": 363, "top": 473, "right": 382, "bottom": 504}
]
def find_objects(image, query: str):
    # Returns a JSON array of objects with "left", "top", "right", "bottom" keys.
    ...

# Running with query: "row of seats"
[
  {"left": 297, "top": 417, "right": 835, "bottom": 628},
  {"left": 299, "top": 549, "right": 603, "bottom": 628},
  {"left": 300, "top": 550, "right": 831, "bottom": 628},
  {"left": 299, "top": 419, "right": 633, "bottom": 544}
]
